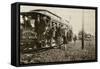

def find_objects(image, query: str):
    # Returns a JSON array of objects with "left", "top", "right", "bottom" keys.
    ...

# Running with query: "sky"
[{"left": 20, "top": 5, "right": 95, "bottom": 36}]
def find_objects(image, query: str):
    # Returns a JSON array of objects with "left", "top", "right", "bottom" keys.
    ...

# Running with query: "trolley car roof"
[{"left": 20, "top": 9, "right": 70, "bottom": 26}]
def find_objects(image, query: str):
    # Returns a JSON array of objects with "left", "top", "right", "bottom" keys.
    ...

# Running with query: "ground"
[{"left": 20, "top": 39, "right": 96, "bottom": 64}]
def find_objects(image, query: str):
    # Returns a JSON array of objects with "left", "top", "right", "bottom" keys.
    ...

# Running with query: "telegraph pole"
[{"left": 82, "top": 9, "right": 84, "bottom": 49}]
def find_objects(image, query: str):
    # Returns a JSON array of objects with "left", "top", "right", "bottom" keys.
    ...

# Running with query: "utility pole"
[{"left": 82, "top": 9, "right": 84, "bottom": 49}]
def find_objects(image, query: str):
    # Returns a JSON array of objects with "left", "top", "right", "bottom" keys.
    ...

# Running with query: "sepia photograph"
[{"left": 19, "top": 4, "right": 97, "bottom": 65}]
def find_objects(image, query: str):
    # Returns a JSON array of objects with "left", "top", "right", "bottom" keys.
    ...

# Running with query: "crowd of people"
[{"left": 34, "top": 15, "right": 73, "bottom": 48}]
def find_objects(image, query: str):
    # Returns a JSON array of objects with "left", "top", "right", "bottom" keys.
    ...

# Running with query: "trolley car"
[{"left": 20, "top": 9, "right": 73, "bottom": 53}]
